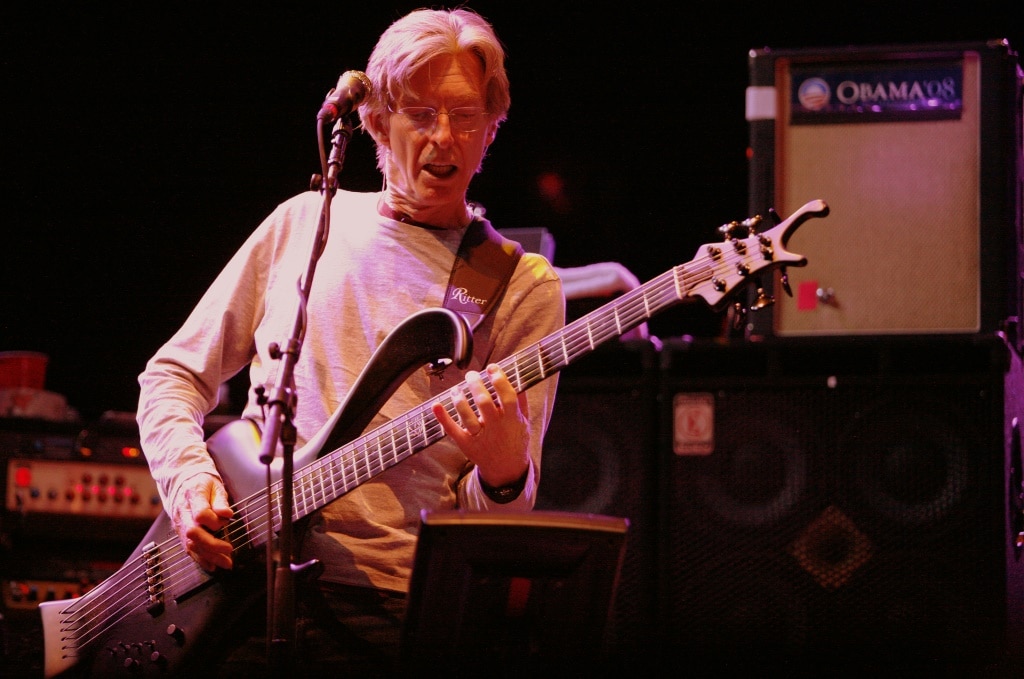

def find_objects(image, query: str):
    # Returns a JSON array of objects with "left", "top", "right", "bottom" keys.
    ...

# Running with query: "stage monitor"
[{"left": 400, "top": 509, "right": 629, "bottom": 674}]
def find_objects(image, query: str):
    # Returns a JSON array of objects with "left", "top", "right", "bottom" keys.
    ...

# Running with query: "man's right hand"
[{"left": 170, "top": 472, "right": 235, "bottom": 572}]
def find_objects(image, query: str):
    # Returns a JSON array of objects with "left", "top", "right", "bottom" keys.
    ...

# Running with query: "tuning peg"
[
  {"left": 750, "top": 287, "right": 775, "bottom": 310},
  {"left": 780, "top": 268, "right": 793, "bottom": 297},
  {"left": 718, "top": 220, "right": 741, "bottom": 239},
  {"left": 742, "top": 215, "right": 763, "bottom": 235}
]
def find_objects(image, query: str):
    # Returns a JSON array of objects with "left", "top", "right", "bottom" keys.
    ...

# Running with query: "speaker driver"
[{"left": 839, "top": 394, "right": 971, "bottom": 526}]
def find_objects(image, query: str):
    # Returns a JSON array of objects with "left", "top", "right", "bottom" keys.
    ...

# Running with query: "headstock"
[{"left": 687, "top": 199, "right": 829, "bottom": 314}]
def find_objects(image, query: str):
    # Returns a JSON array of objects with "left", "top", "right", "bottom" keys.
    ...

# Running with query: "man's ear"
[
  {"left": 483, "top": 120, "right": 498, "bottom": 147},
  {"left": 364, "top": 111, "right": 390, "bottom": 145}
]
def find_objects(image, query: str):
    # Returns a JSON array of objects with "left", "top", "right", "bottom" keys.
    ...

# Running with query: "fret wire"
[{"left": 253, "top": 247, "right": 759, "bottom": 531}]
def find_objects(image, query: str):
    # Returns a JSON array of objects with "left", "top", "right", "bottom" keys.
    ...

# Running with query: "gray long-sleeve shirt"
[{"left": 137, "top": 188, "right": 564, "bottom": 592}]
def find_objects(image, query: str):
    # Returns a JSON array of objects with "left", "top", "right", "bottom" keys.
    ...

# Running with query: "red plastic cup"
[{"left": 0, "top": 351, "right": 49, "bottom": 390}]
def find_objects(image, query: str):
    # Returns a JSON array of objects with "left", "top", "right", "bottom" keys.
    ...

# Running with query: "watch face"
[
  {"left": 483, "top": 475, "right": 526, "bottom": 503},
  {"left": 485, "top": 484, "right": 515, "bottom": 502}
]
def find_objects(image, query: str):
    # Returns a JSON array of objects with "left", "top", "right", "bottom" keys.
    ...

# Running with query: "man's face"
[{"left": 382, "top": 53, "right": 497, "bottom": 221}]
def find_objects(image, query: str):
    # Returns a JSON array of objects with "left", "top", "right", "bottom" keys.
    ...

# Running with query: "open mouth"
[{"left": 424, "top": 163, "right": 457, "bottom": 178}]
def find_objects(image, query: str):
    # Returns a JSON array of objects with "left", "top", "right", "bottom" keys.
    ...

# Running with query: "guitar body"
[
  {"left": 40, "top": 308, "right": 474, "bottom": 678},
  {"left": 40, "top": 508, "right": 267, "bottom": 678},
  {"left": 38, "top": 203, "right": 830, "bottom": 678}
]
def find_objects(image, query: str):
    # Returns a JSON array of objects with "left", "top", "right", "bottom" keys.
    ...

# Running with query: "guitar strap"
[{"left": 443, "top": 219, "right": 523, "bottom": 330}]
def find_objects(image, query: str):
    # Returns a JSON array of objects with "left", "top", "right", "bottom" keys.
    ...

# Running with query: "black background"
[{"left": 3, "top": 1, "right": 1022, "bottom": 420}]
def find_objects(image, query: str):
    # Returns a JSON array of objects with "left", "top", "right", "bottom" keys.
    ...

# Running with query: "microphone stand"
[{"left": 261, "top": 112, "right": 356, "bottom": 673}]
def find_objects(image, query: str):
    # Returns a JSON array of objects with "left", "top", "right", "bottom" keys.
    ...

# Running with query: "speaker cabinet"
[
  {"left": 745, "top": 40, "right": 1021, "bottom": 339},
  {"left": 658, "top": 336, "right": 1024, "bottom": 675},
  {"left": 536, "top": 339, "right": 659, "bottom": 664}
]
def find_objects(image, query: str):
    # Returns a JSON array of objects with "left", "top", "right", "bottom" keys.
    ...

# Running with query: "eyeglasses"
[{"left": 388, "top": 105, "right": 489, "bottom": 133}]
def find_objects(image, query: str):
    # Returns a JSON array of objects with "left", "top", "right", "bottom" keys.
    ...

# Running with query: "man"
[{"left": 137, "top": 7, "right": 564, "bottom": 674}]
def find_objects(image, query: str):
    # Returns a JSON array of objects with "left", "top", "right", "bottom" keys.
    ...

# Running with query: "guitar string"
[
  {"left": 54, "top": 292, "right": 674, "bottom": 655},
  {"left": 52, "top": 236, "right": 774, "bottom": 657},
  {"left": 52, "top": 244, "right": 728, "bottom": 653},
  {"left": 51, "top": 242, "right": 739, "bottom": 653}
]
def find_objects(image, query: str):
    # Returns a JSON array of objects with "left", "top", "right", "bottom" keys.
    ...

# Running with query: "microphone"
[{"left": 317, "top": 70, "right": 372, "bottom": 123}]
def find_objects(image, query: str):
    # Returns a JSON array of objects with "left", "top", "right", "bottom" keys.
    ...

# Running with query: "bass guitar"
[{"left": 40, "top": 199, "right": 829, "bottom": 677}]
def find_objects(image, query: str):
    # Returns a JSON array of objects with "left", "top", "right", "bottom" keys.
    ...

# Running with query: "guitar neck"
[
  {"left": 278, "top": 265, "right": 692, "bottom": 526},
  {"left": 499, "top": 266, "right": 686, "bottom": 390}
]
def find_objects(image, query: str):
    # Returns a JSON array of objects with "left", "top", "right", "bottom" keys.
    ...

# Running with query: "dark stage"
[
  {"left": 3, "top": 2, "right": 1024, "bottom": 676},
  {"left": 2, "top": 1, "right": 1020, "bottom": 418}
]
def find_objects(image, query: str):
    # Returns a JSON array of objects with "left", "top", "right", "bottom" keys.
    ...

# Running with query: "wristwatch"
[{"left": 480, "top": 467, "right": 529, "bottom": 504}]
